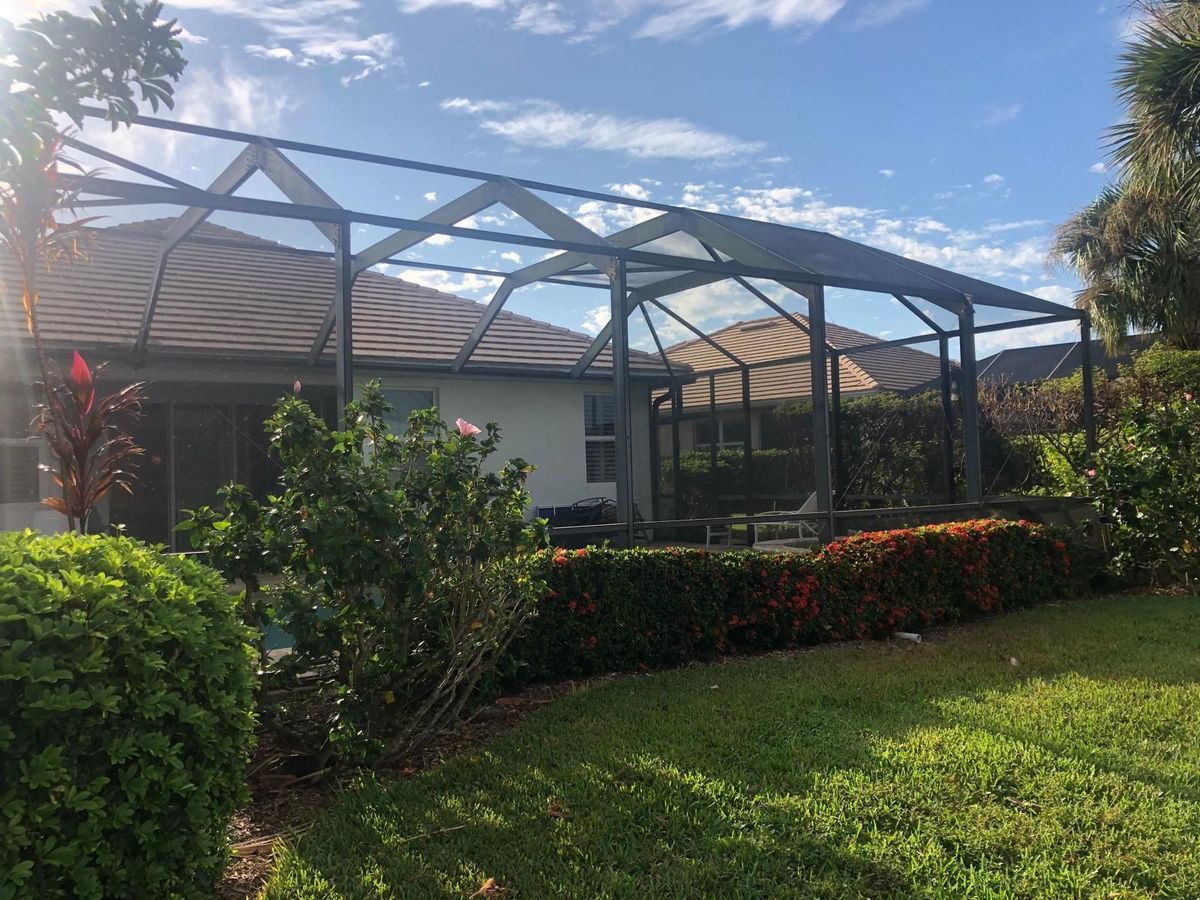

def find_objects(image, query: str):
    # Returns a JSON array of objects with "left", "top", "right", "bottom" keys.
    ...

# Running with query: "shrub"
[
  {"left": 0, "top": 530, "right": 255, "bottom": 900},
  {"left": 1089, "top": 389, "right": 1200, "bottom": 587},
  {"left": 665, "top": 390, "right": 1035, "bottom": 517},
  {"left": 507, "top": 519, "right": 1076, "bottom": 686},
  {"left": 183, "top": 382, "right": 547, "bottom": 763},
  {"left": 1133, "top": 343, "right": 1200, "bottom": 393}
]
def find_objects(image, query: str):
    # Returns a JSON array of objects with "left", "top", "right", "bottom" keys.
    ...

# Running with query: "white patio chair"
[{"left": 751, "top": 493, "right": 822, "bottom": 553}]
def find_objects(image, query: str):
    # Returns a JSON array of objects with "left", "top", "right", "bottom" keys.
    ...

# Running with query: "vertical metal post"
[
  {"left": 609, "top": 257, "right": 635, "bottom": 546},
  {"left": 809, "top": 286, "right": 834, "bottom": 536},
  {"left": 649, "top": 393, "right": 665, "bottom": 522},
  {"left": 958, "top": 298, "right": 983, "bottom": 503},
  {"left": 741, "top": 366, "right": 753, "bottom": 545},
  {"left": 167, "top": 400, "right": 176, "bottom": 551},
  {"left": 1080, "top": 314, "right": 1097, "bottom": 457},
  {"left": 708, "top": 374, "right": 719, "bottom": 476},
  {"left": 334, "top": 220, "right": 354, "bottom": 416},
  {"left": 939, "top": 336, "right": 956, "bottom": 503},
  {"left": 829, "top": 351, "right": 843, "bottom": 508},
  {"left": 670, "top": 380, "right": 682, "bottom": 520}
]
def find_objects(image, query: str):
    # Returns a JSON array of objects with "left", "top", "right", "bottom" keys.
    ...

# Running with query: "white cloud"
[
  {"left": 1090, "top": 162, "right": 1107, "bottom": 174},
  {"left": 79, "top": 65, "right": 294, "bottom": 172},
  {"left": 398, "top": 0, "right": 507, "bottom": 9},
  {"left": 399, "top": 0, "right": 850, "bottom": 42},
  {"left": 442, "top": 97, "right": 765, "bottom": 160},
  {"left": 392, "top": 268, "right": 501, "bottom": 296},
  {"left": 976, "top": 319, "right": 1082, "bottom": 355},
  {"left": 1029, "top": 285, "right": 1075, "bottom": 305},
  {"left": 500, "top": 250, "right": 522, "bottom": 264},
  {"left": 633, "top": 0, "right": 846, "bottom": 39},
  {"left": 607, "top": 182, "right": 651, "bottom": 200},
  {"left": 982, "top": 218, "right": 1048, "bottom": 233},
  {"left": 165, "top": 0, "right": 397, "bottom": 82},
  {"left": 571, "top": 198, "right": 661, "bottom": 235},
  {"left": 983, "top": 173, "right": 1006, "bottom": 187},
  {"left": 511, "top": 2, "right": 574, "bottom": 35},
  {"left": 175, "top": 26, "right": 209, "bottom": 44},
  {"left": 651, "top": 279, "right": 775, "bottom": 344},
  {"left": 418, "top": 80, "right": 432, "bottom": 87},
  {"left": 246, "top": 45, "right": 296, "bottom": 61},
  {"left": 911, "top": 216, "right": 950, "bottom": 233},
  {"left": 580, "top": 305, "right": 610, "bottom": 336},
  {"left": 878, "top": 168, "right": 895, "bottom": 178},
  {"left": 977, "top": 102, "right": 1023, "bottom": 127},
  {"left": 424, "top": 191, "right": 439, "bottom": 202},
  {"left": 849, "top": 0, "right": 929, "bottom": 29}
]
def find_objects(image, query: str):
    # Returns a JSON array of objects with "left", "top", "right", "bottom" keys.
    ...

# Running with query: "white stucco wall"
[{"left": 367, "top": 371, "right": 654, "bottom": 516}]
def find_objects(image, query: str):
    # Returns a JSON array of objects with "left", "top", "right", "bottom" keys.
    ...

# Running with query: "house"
[
  {"left": 662, "top": 313, "right": 944, "bottom": 452},
  {"left": 0, "top": 220, "right": 677, "bottom": 548}
]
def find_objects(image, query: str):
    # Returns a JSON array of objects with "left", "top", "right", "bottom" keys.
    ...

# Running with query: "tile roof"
[
  {"left": 1, "top": 219, "right": 672, "bottom": 379},
  {"left": 666, "top": 314, "right": 943, "bottom": 411}
]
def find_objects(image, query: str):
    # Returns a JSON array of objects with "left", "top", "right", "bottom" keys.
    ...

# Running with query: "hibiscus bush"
[
  {"left": 183, "top": 381, "right": 546, "bottom": 763},
  {"left": 506, "top": 519, "right": 1078, "bottom": 685}
]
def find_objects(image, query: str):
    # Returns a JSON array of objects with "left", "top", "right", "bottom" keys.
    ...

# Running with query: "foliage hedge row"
[
  {"left": 0, "top": 531, "right": 256, "bottom": 900},
  {"left": 664, "top": 391, "right": 1042, "bottom": 518},
  {"left": 506, "top": 518, "right": 1076, "bottom": 684}
]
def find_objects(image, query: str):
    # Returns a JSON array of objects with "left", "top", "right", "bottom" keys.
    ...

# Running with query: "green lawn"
[{"left": 263, "top": 595, "right": 1200, "bottom": 899}]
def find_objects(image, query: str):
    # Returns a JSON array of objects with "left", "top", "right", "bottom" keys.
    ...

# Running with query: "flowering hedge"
[{"left": 504, "top": 519, "right": 1076, "bottom": 685}]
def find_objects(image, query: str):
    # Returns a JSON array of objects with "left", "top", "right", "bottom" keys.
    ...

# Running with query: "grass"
[{"left": 263, "top": 595, "right": 1200, "bottom": 898}]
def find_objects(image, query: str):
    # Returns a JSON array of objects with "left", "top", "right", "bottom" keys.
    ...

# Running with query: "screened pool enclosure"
[{"left": 54, "top": 110, "right": 1098, "bottom": 545}]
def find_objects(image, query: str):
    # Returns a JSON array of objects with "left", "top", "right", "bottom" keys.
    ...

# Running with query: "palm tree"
[
  {"left": 1056, "top": 0, "right": 1200, "bottom": 349},
  {"left": 1110, "top": 0, "right": 1200, "bottom": 211},
  {"left": 1052, "top": 182, "right": 1200, "bottom": 350}
]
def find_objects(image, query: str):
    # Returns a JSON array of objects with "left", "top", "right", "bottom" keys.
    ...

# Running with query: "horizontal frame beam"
[{"left": 77, "top": 106, "right": 679, "bottom": 215}]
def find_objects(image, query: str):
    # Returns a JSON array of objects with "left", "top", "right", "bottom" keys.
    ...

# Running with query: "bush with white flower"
[{"left": 183, "top": 381, "right": 547, "bottom": 763}]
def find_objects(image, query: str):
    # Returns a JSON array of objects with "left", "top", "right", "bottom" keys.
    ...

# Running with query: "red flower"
[
  {"left": 69, "top": 350, "right": 95, "bottom": 415},
  {"left": 554, "top": 554, "right": 568, "bottom": 565}
]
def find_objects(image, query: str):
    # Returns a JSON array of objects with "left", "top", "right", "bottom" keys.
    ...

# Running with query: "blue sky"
[{"left": 6, "top": 0, "right": 1141, "bottom": 357}]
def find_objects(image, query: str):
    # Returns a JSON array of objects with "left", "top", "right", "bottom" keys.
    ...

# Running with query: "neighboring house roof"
[
  {"left": 0, "top": 219, "right": 673, "bottom": 380},
  {"left": 665, "top": 314, "right": 943, "bottom": 412},
  {"left": 905, "top": 332, "right": 1158, "bottom": 394},
  {"left": 975, "top": 333, "right": 1157, "bottom": 383}
]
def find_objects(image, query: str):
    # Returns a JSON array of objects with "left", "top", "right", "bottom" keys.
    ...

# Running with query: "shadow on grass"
[{"left": 262, "top": 595, "right": 1200, "bottom": 899}]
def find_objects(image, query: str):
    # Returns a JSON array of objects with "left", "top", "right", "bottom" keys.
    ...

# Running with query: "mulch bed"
[{"left": 218, "top": 677, "right": 614, "bottom": 899}]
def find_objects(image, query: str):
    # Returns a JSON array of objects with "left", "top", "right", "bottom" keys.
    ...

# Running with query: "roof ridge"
[{"left": 663, "top": 312, "right": 805, "bottom": 352}]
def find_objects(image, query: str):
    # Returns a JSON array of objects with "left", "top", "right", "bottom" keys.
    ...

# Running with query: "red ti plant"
[{"left": 37, "top": 351, "right": 146, "bottom": 533}]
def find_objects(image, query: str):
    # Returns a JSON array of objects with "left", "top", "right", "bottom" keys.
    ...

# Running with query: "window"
[
  {"left": 695, "top": 414, "right": 749, "bottom": 449},
  {"left": 584, "top": 394, "right": 616, "bottom": 483},
  {"left": 382, "top": 388, "right": 436, "bottom": 435},
  {"left": 0, "top": 399, "right": 38, "bottom": 504}
]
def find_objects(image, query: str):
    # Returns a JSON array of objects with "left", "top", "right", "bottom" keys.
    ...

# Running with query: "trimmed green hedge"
[
  {"left": 0, "top": 531, "right": 256, "bottom": 899},
  {"left": 507, "top": 519, "right": 1076, "bottom": 685}
]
